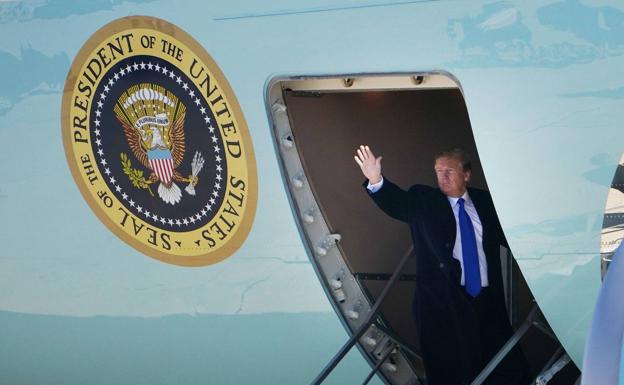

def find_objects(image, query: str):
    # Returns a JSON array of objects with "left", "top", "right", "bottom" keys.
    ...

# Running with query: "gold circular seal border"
[{"left": 61, "top": 16, "right": 258, "bottom": 267}]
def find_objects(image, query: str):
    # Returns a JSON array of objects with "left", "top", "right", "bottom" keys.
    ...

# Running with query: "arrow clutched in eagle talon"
[{"left": 185, "top": 151, "right": 205, "bottom": 195}]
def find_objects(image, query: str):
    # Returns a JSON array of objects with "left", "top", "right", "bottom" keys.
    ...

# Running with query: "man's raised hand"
[{"left": 354, "top": 145, "right": 382, "bottom": 184}]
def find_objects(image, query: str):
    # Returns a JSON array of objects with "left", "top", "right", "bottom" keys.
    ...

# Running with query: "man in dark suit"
[{"left": 354, "top": 145, "right": 528, "bottom": 385}]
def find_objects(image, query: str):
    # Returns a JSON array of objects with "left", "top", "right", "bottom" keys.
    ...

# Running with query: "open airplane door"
[{"left": 266, "top": 74, "right": 580, "bottom": 384}]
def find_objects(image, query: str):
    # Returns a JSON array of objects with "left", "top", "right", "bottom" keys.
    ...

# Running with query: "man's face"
[{"left": 434, "top": 156, "right": 471, "bottom": 198}]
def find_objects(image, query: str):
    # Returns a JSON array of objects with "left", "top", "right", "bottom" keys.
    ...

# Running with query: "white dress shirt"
[{"left": 367, "top": 177, "right": 489, "bottom": 287}]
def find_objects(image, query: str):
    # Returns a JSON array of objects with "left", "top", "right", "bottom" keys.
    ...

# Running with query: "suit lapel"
[
  {"left": 434, "top": 189, "right": 456, "bottom": 247},
  {"left": 433, "top": 189, "right": 462, "bottom": 282}
]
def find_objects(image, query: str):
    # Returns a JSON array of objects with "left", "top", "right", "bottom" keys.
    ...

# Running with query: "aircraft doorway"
[{"left": 266, "top": 74, "right": 579, "bottom": 385}]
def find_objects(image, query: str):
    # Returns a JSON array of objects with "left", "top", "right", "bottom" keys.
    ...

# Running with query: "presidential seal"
[{"left": 62, "top": 17, "right": 257, "bottom": 266}]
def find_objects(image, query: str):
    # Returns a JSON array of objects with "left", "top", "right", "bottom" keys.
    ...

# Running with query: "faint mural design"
[
  {"left": 537, "top": 0, "right": 624, "bottom": 48},
  {"left": 582, "top": 153, "right": 619, "bottom": 188},
  {"left": 0, "top": 0, "right": 156, "bottom": 24},
  {"left": 506, "top": 212, "right": 601, "bottom": 238},
  {"left": 0, "top": 46, "right": 68, "bottom": 116},
  {"left": 563, "top": 86, "right": 624, "bottom": 100},
  {"left": 448, "top": 1, "right": 624, "bottom": 68},
  {"left": 447, "top": 2, "right": 532, "bottom": 66}
]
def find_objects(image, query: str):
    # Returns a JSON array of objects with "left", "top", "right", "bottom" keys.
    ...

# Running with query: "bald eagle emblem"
[{"left": 114, "top": 83, "right": 205, "bottom": 205}]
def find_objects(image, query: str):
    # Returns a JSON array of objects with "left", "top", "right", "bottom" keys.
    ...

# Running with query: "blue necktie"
[{"left": 458, "top": 198, "right": 481, "bottom": 297}]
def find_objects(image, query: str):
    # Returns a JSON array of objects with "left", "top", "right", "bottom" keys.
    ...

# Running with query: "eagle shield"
[{"left": 113, "top": 83, "right": 194, "bottom": 205}]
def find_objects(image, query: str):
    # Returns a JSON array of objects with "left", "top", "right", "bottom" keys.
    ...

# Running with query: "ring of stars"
[{"left": 92, "top": 58, "right": 225, "bottom": 228}]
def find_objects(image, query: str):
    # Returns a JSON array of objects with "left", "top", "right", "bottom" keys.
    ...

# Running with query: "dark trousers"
[
  {"left": 423, "top": 287, "right": 529, "bottom": 385},
  {"left": 462, "top": 287, "right": 529, "bottom": 385}
]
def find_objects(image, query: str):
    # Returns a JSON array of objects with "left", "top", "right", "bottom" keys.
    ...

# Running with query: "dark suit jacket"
[{"left": 365, "top": 177, "right": 520, "bottom": 384}]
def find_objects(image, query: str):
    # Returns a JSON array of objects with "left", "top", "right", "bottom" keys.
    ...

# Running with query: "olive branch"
[{"left": 120, "top": 153, "right": 154, "bottom": 196}]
